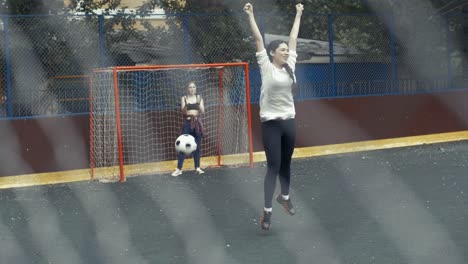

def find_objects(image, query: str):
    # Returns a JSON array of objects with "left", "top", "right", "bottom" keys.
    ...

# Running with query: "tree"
[
  {"left": 0, "top": 0, "right": 64, "bottom": 15},
  {"left": 2, "top": 0, "right": 145, "bottom": 70},
  {"left": 139, "top": 0, "right": 389, "bottom": 64},
  {"left": 138, "top": 0, "right": 255, "bottom": 63},
  {"left": 68, "top": 0, "right": 146, "bottom": 66},
  {"left": 0, "top": 0, "right": 146, "bottom": 115},
  {"left": 136, "top": 0, "right": 370, "bottom": 63},
  {"left": 364, "top": 0, "right": 465, "bottom": 79}
]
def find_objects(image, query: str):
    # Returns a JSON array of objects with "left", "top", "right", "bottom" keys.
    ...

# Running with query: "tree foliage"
[
  {"left": 0, "top": 0, "right": 64, "bottom": 14},
  {"left": 0, "top": 0, "right": 149, "bottom": 116},
  {"left": 139, "top": 0, "right": 382, "bottom": 63},
  {"left": 2, "top": 0, "right": 465, "bottom": 66},
  {"left": 2, "top": 0, "right": 149, "bottom": 70},
  {"left": 139, "top": 0, "right": 254, "bottom": 63}
]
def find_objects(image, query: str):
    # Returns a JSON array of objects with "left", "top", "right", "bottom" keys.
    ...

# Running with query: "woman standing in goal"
[
  {"left": 172, "top": 81, "right": 205, "bottom": 177},
  {"left": 244, "top": 2, "right": 303, "bottom": 230}
]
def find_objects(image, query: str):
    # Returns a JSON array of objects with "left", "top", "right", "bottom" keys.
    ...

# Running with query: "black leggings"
[{"left": 262, "top": 119, "right": 296, "bottom": 208}]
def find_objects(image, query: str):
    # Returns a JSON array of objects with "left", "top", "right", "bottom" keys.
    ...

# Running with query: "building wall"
[
  {"left": 1, "top": 91, "right": 467, "bottom": 176},
  {"left": 63, "top": 0, "right": 170, "bottom": 30},
  {"left": 63, "top": 0, "right": 161, "bottom": 9}
]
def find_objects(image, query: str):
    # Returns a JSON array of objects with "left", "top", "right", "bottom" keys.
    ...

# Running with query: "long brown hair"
[{"left": 267, "top": 40, "right": 297, "bottom": 91}]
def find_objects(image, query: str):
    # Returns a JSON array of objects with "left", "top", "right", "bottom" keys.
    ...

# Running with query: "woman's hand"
[
  {"left": 243, "top": 3, "right": 254, "bottom": 15},
  {"left": 296, "top": 3, "right": 304, "bottom": 15}
]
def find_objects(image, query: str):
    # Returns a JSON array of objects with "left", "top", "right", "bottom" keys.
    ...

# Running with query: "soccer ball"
[{"left": 175, "top": 134, "right": 197, "bottom": 155}]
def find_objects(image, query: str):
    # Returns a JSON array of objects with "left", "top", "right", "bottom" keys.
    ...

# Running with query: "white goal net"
[{"left": 90, "top": 63, "right": 253, "bottom": 181}]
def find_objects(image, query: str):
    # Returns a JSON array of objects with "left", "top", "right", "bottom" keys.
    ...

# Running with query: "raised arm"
[
  {"left": 288, "top": 3, "right": 304, "bottom": 51},
  {"left": 244, "top": 3, "right": 264, "bottom": 52}
]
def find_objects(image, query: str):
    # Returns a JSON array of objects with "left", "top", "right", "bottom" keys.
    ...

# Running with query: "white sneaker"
[
  {"left": 195, "top": 168, "right": 205, "bottom": 175},
  {"left": 171, "top": 169, "right": 182, "bottom": 177}
]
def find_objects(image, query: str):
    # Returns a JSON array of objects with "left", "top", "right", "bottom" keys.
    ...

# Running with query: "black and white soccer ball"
[{"left": 175, "top": 134, "right": 197, "bottom": 155}]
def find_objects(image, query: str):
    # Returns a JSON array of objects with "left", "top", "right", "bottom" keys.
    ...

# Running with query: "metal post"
[
  {"left": 3, "top": 17, "right": 13, "bottom": 117},
  {"left": 183, "top": 14, "right": 191, "bottom": 64},
  {"left": 389, "top": 13, "right": 399, "bottom": 94},
  {"left": 446, "top": 15, "right": 453, "bottom": 89},
  {"left": 328, "top": 14, "right": 337, "bottom": 96},
  {"left": 259, "top": 13, "right": 266, "bottom": 47},
  {"left": 98, "top": 14, "right": 105, "bottom": 67}
]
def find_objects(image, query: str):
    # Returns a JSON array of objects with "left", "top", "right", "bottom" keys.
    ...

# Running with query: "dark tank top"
[{"left": 185, "top": 95, "right": 200, "bottom": 111}]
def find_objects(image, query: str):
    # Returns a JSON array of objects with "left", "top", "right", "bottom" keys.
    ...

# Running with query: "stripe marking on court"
[{"left": 1, "top": 130, "right": 467, "bottom": 189}]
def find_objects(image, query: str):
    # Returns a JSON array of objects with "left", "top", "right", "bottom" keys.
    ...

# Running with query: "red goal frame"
[{"left": 90, "top": 62, "right": 254, "bottom": 182}]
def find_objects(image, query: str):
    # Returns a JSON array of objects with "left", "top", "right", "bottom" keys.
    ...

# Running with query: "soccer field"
[{"left": 1, "top": 141, "right": 467, "bottom": 264}]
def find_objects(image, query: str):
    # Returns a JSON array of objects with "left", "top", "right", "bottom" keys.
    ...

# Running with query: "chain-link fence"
[
  {"left": 0, "top": 12, "right": 467, "bottom": 118},
  {"left": 447, "top": 13, "right": 468, "bottom": 89}
]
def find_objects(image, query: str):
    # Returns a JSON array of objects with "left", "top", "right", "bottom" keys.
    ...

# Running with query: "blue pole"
[
  {"left": 446, "top": 15, "right": 453, "bottom": 89},
  {"left": 259, "top": 14, "right": 266, "bottom": 47},
  {"left": 98, "top": 14, "right": 105, "bottom": 67},
  {"left": 328, "top": 14, "right": 337, "bottom": 96},
  {"left": 389, "top": 13, "right": 399, "bottom": 94},
  {"left": 3, "top": 17, "right": 13, "bottom": 117},
  {"left": 183, "top": 14, "right": 191, "bottom": 64}
]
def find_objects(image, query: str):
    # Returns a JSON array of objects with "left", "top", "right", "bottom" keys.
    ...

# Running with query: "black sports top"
[{"left": 185, "top": 95, "right": 200, "bottom": 111}]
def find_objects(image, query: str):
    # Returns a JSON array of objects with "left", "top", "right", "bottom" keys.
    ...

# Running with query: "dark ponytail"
[{"left": 283, "top": 63, "right": 296, "bottom": 92}]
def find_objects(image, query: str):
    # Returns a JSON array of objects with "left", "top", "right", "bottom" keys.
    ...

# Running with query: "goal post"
[{"left": 90, "top": 63, "right": 254, "bottom": 182}]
